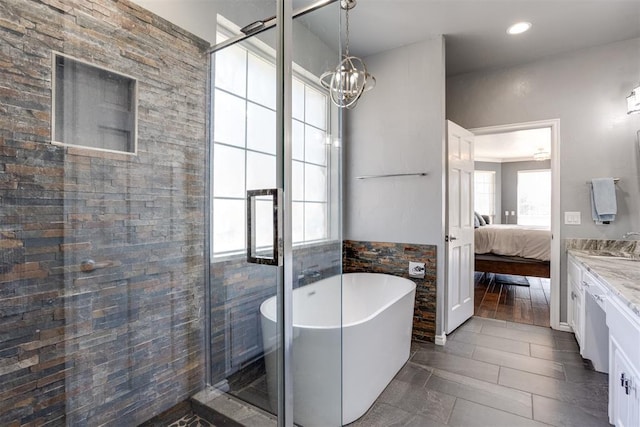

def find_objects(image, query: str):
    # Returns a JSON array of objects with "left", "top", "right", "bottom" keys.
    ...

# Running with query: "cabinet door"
[
  {"left": 567, "top": 255, "right": 583, "bottom": 346},
  {"left": 611, "top": 337, "right": 640, "bottom": 427},
  {"left": 572, "top": 282, "right": 584, "bottom": 348}
]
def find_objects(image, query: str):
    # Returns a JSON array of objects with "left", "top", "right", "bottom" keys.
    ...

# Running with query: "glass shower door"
[
  {"left": 209, "top": 17, "right": 287, "bottom": 423},
  {"left": 208, "top": 1, "right": 342, "bottom": 425}
]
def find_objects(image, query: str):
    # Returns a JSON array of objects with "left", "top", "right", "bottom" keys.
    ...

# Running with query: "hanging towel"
[{"left": 590, "top": 178, "right": 617, "bottom": 223}]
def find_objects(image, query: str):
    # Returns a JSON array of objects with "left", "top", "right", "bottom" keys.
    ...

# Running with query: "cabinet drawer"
[
  {"left": 583, "top": 270, "right": 609, "bottom": 310},
  {"left": 607, "top": 295, "right": 640, "bottom": 363}
]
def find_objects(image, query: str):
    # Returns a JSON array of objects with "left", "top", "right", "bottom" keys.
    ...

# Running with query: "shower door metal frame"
[{"left": 275, "top": 2, "right": 293, "bottom": 423}]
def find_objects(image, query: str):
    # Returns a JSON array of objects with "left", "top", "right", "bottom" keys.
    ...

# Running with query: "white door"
[{"left": 445, "top": 120, "right": 475, "bottom": 334}]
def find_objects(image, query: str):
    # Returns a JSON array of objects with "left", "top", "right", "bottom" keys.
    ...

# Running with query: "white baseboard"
[
  {"left": 554, "top": 322, "right": 573, "bottom": 333},
  {"left": 434, "top": 334, "right": 447, "bottom": 346}
]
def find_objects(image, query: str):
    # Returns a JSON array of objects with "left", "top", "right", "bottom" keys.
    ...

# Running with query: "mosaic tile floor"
[{"left": 167, "top": 413, "right": 215, "bottom": 427}]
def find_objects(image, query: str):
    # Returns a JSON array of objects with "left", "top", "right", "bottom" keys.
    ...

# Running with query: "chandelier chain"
[{"left": 344, "top": 6, "right": 350, "bottom": 57}]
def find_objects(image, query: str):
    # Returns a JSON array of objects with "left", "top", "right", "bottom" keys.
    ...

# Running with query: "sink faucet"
[{"left": 622, "top": 231, "right": 640, "bottom": 239}]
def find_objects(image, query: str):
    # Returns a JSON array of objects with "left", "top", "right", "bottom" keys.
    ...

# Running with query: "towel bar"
[
  {"left": 586, "top": 178, "right": 620, "bottom": 185},
  {"left": 355, "top": 172, "right": 428, "bottom": 180}
]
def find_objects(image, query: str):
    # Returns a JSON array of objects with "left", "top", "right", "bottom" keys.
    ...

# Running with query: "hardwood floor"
[{"left": 474, "top": 272, "right": 551, "bottom": 327}]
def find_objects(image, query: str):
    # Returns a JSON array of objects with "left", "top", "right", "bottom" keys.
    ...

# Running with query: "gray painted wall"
[
  {"left": 474, "top": 161, "right": 502, "bottom": 224},
  {"left": 501, "top": 160, "right": 551, "bottom": 224},
  {"left": 448, "top": 37, "right": 640, "bottom": 322},
  {"left": 345, "top": 37, "right": 446, "bottom": 334}
]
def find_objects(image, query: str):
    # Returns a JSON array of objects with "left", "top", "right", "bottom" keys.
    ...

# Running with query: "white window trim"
[{"left": 211, "top": 16, "right": 333, "bottom": 260}]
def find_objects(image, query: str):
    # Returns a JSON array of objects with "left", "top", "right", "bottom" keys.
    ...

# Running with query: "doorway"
[{"left": 470, "top": 120, "right": 562, "bottom": 330}]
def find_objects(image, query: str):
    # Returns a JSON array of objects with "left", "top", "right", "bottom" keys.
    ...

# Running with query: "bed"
[{"left": 474, "top": 224, "right": 551, "bottom": 278}]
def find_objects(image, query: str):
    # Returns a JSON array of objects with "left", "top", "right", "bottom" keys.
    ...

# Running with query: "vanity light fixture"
[
  {"left": 533, "top": 148, "right": 550, "bottom": 161},
  {"left": 320, "top": 0, "right": 375, "bottom": 109},
  {"left": 507, "top": 21, "right": 532, "bottom": 35},
  {"left": 627, "top": 85, "right": 640, "bottom": 114}
]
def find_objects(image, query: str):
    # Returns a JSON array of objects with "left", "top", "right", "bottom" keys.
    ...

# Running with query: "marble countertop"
[{"left": 568, "top": 249, "right": 640, "bottom": 319}]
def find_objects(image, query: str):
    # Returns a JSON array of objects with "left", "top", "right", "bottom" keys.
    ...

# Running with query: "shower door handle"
[{"left": 246, "top": 189, "right": 283, "bottom": 266}]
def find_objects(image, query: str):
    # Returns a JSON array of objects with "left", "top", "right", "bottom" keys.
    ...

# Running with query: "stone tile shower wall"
[
  {"left": 0, "top": 1, "right": 207, "bottom": 425},
  {"left": 210, "top": 242, "right": 342, "bottom": 384},
  {"left": 343, "top": 240, "right": 437, "bottom": 342}
]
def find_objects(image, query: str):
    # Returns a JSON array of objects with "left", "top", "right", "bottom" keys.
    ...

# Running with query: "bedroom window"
[
  {"left": 517, "top": 169, "right": 551, "bottom": 227},
  {"left": 211, "top": 31, "right": 329, "bottom": 257},
  {"left": 474, "top": 170, "right": 496, "bottom": 223}
]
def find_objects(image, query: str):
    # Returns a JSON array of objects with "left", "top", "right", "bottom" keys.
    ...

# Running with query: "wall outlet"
[
  {"left": 409, "top": 262, "right": 425, "bottom": 278},
  {"left": 565, "top": 211, "right": 581, "bottom": 225}
]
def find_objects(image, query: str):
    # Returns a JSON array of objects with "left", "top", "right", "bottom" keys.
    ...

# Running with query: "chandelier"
[{"left": 320, "top": 0, "right": 375, "bottom": 109}]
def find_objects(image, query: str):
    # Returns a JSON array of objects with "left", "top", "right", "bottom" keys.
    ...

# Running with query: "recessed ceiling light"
[{"left": 507, "top": 22, "right": 532, "bottom": 35}]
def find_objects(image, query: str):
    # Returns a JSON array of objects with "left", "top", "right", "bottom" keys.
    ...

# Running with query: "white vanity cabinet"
[
  {"left": 567, "top": 254, "right": 585, "bottom": 347},
  {"left": 607, "top": 295, "right": 640, "bottom": 426},
  {"left": 581, "top": 270, "right": 609, "bottom": 373}
]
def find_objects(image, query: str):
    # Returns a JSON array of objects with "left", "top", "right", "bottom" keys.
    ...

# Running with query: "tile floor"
[
  {"left": 350, "top": 316, "right": 610, "bottom": 427},
  {"left": 193, "top": 316, "right": 610, "bottom": 427}
]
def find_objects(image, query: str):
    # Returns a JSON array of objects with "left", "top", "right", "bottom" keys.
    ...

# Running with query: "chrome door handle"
[{"left": 446, "top": 235, "right": 457, "bottom": 242}]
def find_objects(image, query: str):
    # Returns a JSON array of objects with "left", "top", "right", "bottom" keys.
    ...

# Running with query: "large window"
[
  {"left": 474, "top": 170, "right": 496, "bottom": 223},
  {"left": 212, "top": 34, "right": 329, "bottom": 257},
  {"left": 517, "top": 169, "right": 551, "bottom": 227}
]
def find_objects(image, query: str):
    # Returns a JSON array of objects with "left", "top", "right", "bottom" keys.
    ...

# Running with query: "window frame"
[
  {"left": 516, "top": 168, "right": 552, "bottom": 227},
  {"left": 473, "top": 170, "right": 496, "bottom": 223},
  {"left": 211, "top": 24, "right": 333, "bottom": 260}
]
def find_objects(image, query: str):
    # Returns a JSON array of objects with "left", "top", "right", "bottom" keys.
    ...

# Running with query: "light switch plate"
[{"left": 565, "top": 211, "right": 581, "bottom": 225}]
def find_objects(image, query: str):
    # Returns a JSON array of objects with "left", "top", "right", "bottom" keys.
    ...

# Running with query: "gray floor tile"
[
  {"left": 411, "top": 346, "right": 500, "bottom": 383},
  {"left": 532, "top": 394, "right": 611, "bottom": 427},
  {"left": 401, "top": 414, "right": 449, "bottom": 427},
  {"left": 553, "top": 336, "right": 580, "bottom": 352},
  {"left": 413, "top": 339, "right": 476, "bottom": 359},
  {"left": 448, "top": 398, "right": 548, "bottom": 427},
  {"left": 472, "top": 346, "right": 566, "bottom": 379},
  {"left": 456, "top": 317, "right": 485, "bottom": 332},
  {"left": 425, "top": 368, "right": 533, "bottom": 418},
  {"left": 498, "top": 367, "right": 609, "bottom": 417},
  {"left": 347, "top": 402, "right": 411, "bottom": 427},
  {"left": 563, "top": 363, "right": 609, "bottom": 384},
  {"left": 378, "top": 379, "right": 456, "bottom": 424},
  {"left": 471, "top": 316, "right": 508, "bottom": 328},
  {"left": 481, "top": 324, "right": 556, "bottom": 346},
  {"left": 529, "top": 343, "right": 584, "bottom": 367},
  {"left": 394, "top": 362, "right": 432, "bottom": 387},
  {"left": 506, "top": 321, "right": 556, "bottom": 335},
  {"left": 450, "top": 329, "right": 531, "bottom": 356}
]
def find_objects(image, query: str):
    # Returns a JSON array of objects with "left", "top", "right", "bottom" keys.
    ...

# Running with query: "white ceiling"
[
  {"left": 131, "top": 1, "right": 640, "bottom": 76},
  {"left": 474, "top": 128, "right": 551, "bottom": 163},
  {"left": 298, "top": 0, "right": 640, "bottom": 76}
]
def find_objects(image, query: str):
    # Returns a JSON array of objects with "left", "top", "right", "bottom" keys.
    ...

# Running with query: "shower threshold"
[{"left": 191, "top": 387, "right": 277, "bottom": 427}]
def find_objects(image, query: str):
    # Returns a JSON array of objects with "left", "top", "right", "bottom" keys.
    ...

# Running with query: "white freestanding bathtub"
[{"left": 260, "top": 272, "right": 416, "bottom": 426}]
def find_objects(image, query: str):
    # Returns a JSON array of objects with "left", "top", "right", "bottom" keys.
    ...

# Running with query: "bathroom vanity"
[{"left": 567, "top": 250, "right": 640, "bottom": 426}]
